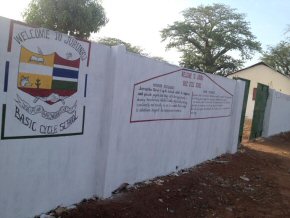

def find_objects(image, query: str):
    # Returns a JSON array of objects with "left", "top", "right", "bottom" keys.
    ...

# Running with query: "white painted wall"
[
  {"left": 101, "top": 47, "right": 245, "bottom": 197},
  {"left": 263, "top": 89, "right": 290, "bottom": 137},
  {"left": 0, "top": 16, "right": 245, "bottom": 218},
  {"left": 0, "top": 16, "right": 114, "bottom": 218}
]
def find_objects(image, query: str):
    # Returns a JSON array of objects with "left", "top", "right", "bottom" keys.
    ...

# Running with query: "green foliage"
[
  {"left": 262, "top": 41, "right": 290, "bottom": 75},
  {"left": 23, "top": 0, "right": 108, "bottom": 39},
  {"left": 98, "top": 37, "right": 146, "bottom": 55},
  {"left": 98, "top": 37, "right": 168, "bottom": 62},
  {"left": 161, "top": 4, "right": 261, "bottom": 75},
  {"left": 150, "top": 56, "right": 166, "bottom": 62}
]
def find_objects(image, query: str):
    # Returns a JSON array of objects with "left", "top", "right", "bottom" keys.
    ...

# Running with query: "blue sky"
[{"left": 0, "top": 0, "right": 289, "bottom": 67}]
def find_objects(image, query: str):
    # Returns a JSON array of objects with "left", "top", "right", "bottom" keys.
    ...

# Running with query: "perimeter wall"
[
  {"left": 0, "top": 16, "right": 245, "bottom": 218},
  {"left": 263, "top": 89, "right": 290, "bottom": 137}
]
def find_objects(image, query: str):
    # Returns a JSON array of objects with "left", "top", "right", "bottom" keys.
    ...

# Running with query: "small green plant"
[{"left": 35, "top": 78, "right": 41, "bottom": 88}]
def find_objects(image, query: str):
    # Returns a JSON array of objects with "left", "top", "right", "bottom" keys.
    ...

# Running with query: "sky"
[{"left": 0, "top": 0, "right": 290, "bottom": 67}]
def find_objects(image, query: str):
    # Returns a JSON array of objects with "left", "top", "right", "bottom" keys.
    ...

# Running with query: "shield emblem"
[{"left": 17, "top": 46, "right": 80, "bottom": 105}]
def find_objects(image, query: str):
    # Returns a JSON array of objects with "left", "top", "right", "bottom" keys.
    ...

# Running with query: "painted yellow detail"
[
  {"left": 20, "top": 47, "right": 55, "bottom": 67},
  {"left": 18, "top": 72, "right": 52, "bottom": 89}
]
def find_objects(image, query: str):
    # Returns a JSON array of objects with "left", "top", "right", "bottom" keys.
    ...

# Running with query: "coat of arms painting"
[{"left": 1, "top": 20, "right": 90, "bottom": 139}]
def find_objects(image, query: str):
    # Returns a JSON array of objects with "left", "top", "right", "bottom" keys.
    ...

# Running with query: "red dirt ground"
[{"left": 58, "top": 121, "right": 290, "bottom": 218}]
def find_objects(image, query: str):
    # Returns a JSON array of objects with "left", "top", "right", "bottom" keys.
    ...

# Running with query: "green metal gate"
[
  {"left": 250, "top": 83, "right": 269, "bottom": 139},
  {"left": 237, "top": 78, "right": 250, "bottom": 143}
]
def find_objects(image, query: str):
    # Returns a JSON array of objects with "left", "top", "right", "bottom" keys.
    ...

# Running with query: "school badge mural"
[{"left": 1, "top": 20, "right": 90, "bottom": 139}]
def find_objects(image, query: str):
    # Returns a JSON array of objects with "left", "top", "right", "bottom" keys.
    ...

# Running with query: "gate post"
[
  {"left": 250, "top": 83, "right": 269, "bottom": 139},
  {"left": 227, "top": 80, "right": 245, "bottom": 153}
]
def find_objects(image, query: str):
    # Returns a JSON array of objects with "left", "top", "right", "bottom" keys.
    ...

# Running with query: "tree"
[
  {"left": 23, "top": 0, "right": 108, "bottom": 39},
  {"left": 98, "top": 37, "right": 168, "bottom": 62},
  {"left": 161, "top": 4, "right": 261, "bottom": 75},
  {"left": 98, "top": 37, "right": 146, "bottom": 55},
  {"left": 262, "top": 41, "right": 290, "bottom": 76},
  {"left": 150, "top": 56, "right": 166, "bottom": 62}
]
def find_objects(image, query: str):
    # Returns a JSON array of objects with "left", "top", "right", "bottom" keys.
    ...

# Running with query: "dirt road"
[{"left": 58, "top": 131, "right": 290, "bottom": 218}]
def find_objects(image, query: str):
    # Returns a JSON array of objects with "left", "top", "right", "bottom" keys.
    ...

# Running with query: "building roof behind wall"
[{"left": 228, "top": 62, "right": 290, "bottom": 80}]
